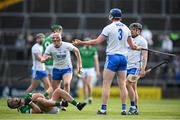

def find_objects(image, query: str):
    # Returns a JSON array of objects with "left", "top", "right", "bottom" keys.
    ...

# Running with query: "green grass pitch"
[{"left": 0, "top": 98, "right": 180, "bottom": 120}]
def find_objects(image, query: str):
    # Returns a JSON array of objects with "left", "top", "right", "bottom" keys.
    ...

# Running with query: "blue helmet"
[{"left": 109, "top": 8, "right": 122, "bottom": 20}]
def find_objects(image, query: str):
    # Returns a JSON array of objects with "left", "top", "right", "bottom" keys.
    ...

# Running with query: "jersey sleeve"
[
  {"left": 126, "top": 26, "right": 132, "bottom": 37},
  {"left": 66, "top": 42, "right": 76, "bottom": 51},
  {"left": 44, "top": 45, "right": 51, "bottom": 55},
  {"left": 141, "top": 38, "right": 148, "bottom": 49},
  {"left": 101, "top": 26, "right": 109, "bottom": 37},
  {"left": 32, "top": 46, "right": 39, "bottom": 54}
]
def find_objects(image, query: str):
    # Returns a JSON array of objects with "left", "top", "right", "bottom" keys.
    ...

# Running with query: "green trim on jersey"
[
  {"left": 79, "top": 46, "right": 97, "bottom": 68},
  {"left": 18, "top": 105, "right": 32, "bottom": 113},
  {"left": 18, "top": 93, "right": 33, "bottom": 113},
  {"left": 43, "top": 35, "right": 53, "bottom": 65},
  {"left": 22, "top": 93, "right": 32, "bottom": 99}
]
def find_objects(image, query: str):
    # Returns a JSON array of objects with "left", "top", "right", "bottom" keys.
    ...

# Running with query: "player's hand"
[
  {"left": 77, "top": 67, "right": 83, "bottom": 78},
  {"left": 24, "top": 97, "right": 32, "bottom": 105},
  {"left": 72, "top": 39, "right": 82, "bottom": 46},
  {"left": 96, "top": 71, "right": 100, "bottom": 80},
  {"left": 136, "top": 45, "right": 142, "bottom": 50},
  {"left": 40, "top": 57, "right": 46, "bottom": 62},
  {"left": 139, "top": 68, "right": 146, "bottom": 77}
]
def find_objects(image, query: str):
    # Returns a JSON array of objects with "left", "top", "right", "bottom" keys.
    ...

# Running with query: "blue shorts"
[
  {"left": 32, "top": 70, "right": 48, "bottom": 80},
  {"left": 52, "top": 67, "right": 72, "bottom": 80},
  {"left": 127, "top": 68, "right": 140, "bottom": 76},
  {"left": 104, "top": 54, "right": 127, "bottom": 72}
]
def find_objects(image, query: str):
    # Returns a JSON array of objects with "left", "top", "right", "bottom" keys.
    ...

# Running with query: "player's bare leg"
[
  {"left": 117, "top": 70, "right": 128, "bottom": 115},
  {"left": 133, "top": 82, "right": 139, "bottom": 114},
  {"left": 52, "top": 80, "right": 61, "bottom": 91},
  {"left": 42, "top": 77, "right": 53, "bottom": 98},
  {"left": 126, "top": 81, "right": 136, "bottom": 102},
  {"left": 87, "top": 75, "right": 93, "bottom": 104},
  {"left": 83, "top": 75, "right": 93, "bottom": 104},
  {"left": 61, "top": 73, "right": 73, "bottom": 110},
  {"left": 26, "top": 80, "right": 39, "bottom": 93},
  {"left": 97, "top": 69, "right": 115, "bottom": 115},
  {"left": 126, "top": 80, "right": 138, "bottom": 115},
  {"left": 52, "top": 88, "right": 87, "bottom": 111}
]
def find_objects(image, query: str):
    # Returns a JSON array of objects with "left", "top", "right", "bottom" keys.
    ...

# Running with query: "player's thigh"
[
  {"left": 116, "top": 70, "right": 127, "bottom": 84},
  {"left": 51, "top": 88, "right": 62, "bottom": 101},
  {"left": 52, "top": 80, "right": 61, "bottom": 90},
  {"left": 31, "top": 79, "right": 40, "bottom": 86},
  {"left": 86, "top": 75, "right": 94, "bottom": 84},
  {"left": 42, "top": 77, "right": 52, "bottom": 88},
  {"left": 86, "top": 68, "right": 95, "bottom": 83},
  {"left": 103, "top": 69, "right": 115, "bottom": 86},
  {"left": 63, "top": 73, "right": 72, "bottom": 84}
]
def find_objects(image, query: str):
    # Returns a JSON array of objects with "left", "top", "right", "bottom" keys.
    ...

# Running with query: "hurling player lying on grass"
[{"left": 7, "top": 88, "right": 86, "bottom": 114}]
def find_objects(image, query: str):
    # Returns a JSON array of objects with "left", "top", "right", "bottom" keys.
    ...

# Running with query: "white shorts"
[
  {"left": 46, "top": 65, "right": 53, "bottom": 75},
  {"left": 82, "top": 68, "right": 95, "bottom": 78},
  {"left": 44, "top": 107, "right": 59, "bottom": 114}
]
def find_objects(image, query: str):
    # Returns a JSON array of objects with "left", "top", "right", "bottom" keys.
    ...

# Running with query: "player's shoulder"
[
  {"left": 138, "top": 35, "right": 147, "bottom": 43},
  {"left": 32, "top": 43, "right": 39, "bottom": 49},
  {"left": 46, "top": 43, "right": 54, "bottom": 48},
  {"left": 62, "top": 41, "right": 74, "bottom": 46}
]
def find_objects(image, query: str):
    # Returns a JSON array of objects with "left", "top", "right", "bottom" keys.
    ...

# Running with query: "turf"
[{"left": 0, "top": 98, "right": 180, "bottom": 120}]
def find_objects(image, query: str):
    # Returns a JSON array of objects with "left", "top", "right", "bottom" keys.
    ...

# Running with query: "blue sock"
[
  {"left": 101, "top": 104, "right": 107, "bottom": 111},
  {"left": 122, "top": 104, "right": 126, "bottom": 111},
  {"left": 130, "top": 101, "right": 135, "bottom": 106}
]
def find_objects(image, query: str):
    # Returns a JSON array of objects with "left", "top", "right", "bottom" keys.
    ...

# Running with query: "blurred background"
[{"left": 0, "top": 0, "right": 180, "bottom": 99}]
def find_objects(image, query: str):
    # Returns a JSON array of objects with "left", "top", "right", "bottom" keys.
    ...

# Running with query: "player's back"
[{"left": 102, "top": 21, "right": 131, "bottom": 56}]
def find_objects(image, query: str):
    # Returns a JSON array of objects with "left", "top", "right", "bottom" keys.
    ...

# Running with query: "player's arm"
[
  {"left": 30, "top": 102, "right": 42, "bottom": 113},
  {"left": 73, "top": 35, "right": 105, "bottom": 46},
  {"left": 127, "top": 37, "right": 141, "bottom": 50},
  {"left": 40, "top": 46, "right": 52, "bottom": 62},
  {"left": 40, "top": 54, "right": 51, "bottom": 62},
  {"left": 73, "top": 47, "right": 82, "bottom": 74},
  {"left": 139, "top": 47, "right": 148, "bottom": 77},
  {"left": 94, "top": 52, "right": 100, "bottom": 78},
  {"left": 34, "top": 53, "right": 45, "bottom": 62}
]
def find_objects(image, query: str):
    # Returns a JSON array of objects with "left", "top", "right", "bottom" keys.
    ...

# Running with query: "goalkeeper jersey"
[{"left": 43, "top": 35, "right": 53, "bottom": 65}]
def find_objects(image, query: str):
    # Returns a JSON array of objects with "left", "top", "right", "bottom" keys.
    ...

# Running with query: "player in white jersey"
[
  {"left": 126, "top": 23, "right": 148, "bottom": 115},
  {"left": 26, "top": 33, "right": 53, "bottom": 98},
  {"left": 42, "top": 33, "right": 82, "bottom": 110},
  {"left": 73, "top": 8, "right": 141, "bottom": 115}
]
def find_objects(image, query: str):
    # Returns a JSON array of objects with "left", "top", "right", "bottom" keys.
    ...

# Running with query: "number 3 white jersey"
[
  {"left": 127, "top": 35, "right": 148, "bottom": 69},
  {"left": 31, "top": 43, "right": 46, "bottom": 71},
  {"left": 101, "top": 21, "right": 131, "bottom": 55},
  {"left": 44, "top": 42, "right": 76, "bottom": 69}
]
